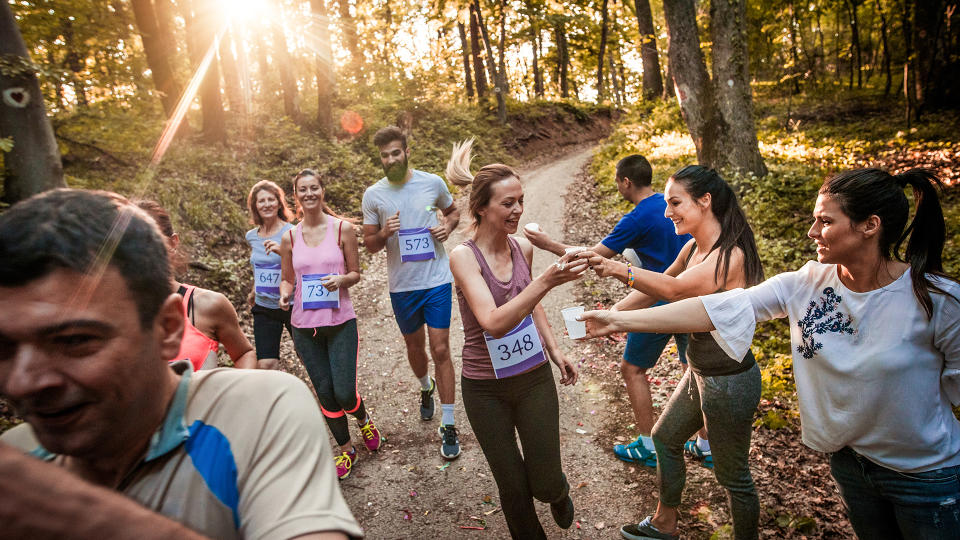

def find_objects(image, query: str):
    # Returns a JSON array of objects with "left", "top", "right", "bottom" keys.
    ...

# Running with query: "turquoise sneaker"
[
  {"left": 613, "top": 435, "right": 657, "bottom": 467},
  {"left": 683, "top": 440, "right": 714, "bottom": 469}
]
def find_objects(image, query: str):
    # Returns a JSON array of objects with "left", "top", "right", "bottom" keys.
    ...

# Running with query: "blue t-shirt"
[
  {"left": 600, "top": 193, "right": 690, "bottom": 273},
  {"left": 246, "top": 222, "right": 295, "bottom": 309}
]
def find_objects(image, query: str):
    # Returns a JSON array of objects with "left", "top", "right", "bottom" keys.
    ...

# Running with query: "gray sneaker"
[
  {"left": 620, "top": 516, "right": 679, "bottom": 540},
  {"left": 438, "top": 424, "right": 461, "bottom": 460},
  {"left": 419, "top": 377, "right": 436, "bottom": 420}
]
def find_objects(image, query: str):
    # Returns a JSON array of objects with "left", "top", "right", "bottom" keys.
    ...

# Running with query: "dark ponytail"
[
  {"left": 671, "top": 165, "right": 764, "bottom": 287},
  {"left": 820, "top": 168, "right": 952, "bottom": 318}
]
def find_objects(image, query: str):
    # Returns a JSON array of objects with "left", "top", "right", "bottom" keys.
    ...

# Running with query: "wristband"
[{"left": 626, "top": 263, "right": 636, "bottom": 288}]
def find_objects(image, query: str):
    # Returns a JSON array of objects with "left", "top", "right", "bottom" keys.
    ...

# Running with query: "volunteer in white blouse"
[{"left": 580, "top": 168, "right": 960, "bottom": 540}]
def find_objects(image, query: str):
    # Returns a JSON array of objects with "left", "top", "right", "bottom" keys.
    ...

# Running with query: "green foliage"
[{"left": 0, "top": 137, "right": 13, "bottom": 152}]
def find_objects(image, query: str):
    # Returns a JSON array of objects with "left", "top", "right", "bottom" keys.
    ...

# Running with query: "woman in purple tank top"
[
  {"left": 447, "top": 140, "right": 586, "bottom": 539},
  {"left": 277, "top": 169, "right": 382, "bottom": 481}
]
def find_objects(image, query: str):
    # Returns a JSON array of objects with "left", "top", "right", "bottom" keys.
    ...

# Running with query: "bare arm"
[
  {"left": 580, "top": 296, "right": 716, "bottom": 338},
  {"left": 0, "top": 443, "right": 209, "bottom": 540},
  {"left": 521, "top": 227, "right": 616, "bottom": 259},
  {"left": 362, "top": 211, "right": 400, "bottom": 253},
  {"left": 450, "top": 241, "right": 588, "bottom": 338},
  {"left": 279, "top": 231, "right": 295, "bottom": 310},
  {"left": 205, "top": 292, "right": 257, "bottom": 369},
  {"left": 519, "top": 242, "right": 578, "bottom": 385},
  {"left": 322, "top": 221, "right": 361, "bottom": 292},
  {"left": 429, "top": 202, "right": 460, "bottom": 242},
  {"left": 581, "top": 242, "right": 742, "bottom": 302},
  {"left": 610, "top": 243, "right": 691, "bottom": 311}
]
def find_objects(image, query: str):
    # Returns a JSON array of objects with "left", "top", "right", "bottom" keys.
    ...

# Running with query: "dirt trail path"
[{"left": 342, "top": 146, "right": 645, "bottom": 538}]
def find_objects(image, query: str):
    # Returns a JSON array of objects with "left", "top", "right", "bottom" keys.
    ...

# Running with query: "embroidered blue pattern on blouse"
[{"left": 797, "top": 287, "right": 856, "bottom": 359}]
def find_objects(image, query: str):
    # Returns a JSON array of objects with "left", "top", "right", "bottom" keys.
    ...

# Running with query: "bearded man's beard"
[{"left": 384, "top": 158, "right": 408, "bottom": 183}]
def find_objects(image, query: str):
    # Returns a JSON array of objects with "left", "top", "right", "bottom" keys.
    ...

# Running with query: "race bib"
[
  {"left": 301, "top": 273, "right": 340, "bottom": 310},
  {"left": 483, "top": 315, "right": 546, "bottom": 379},
  {"left": 398, "top": 228, "right": 435, "bottom": 262},
  {"left": 254, "top": 263, "right": 281, "bottom": 294}
]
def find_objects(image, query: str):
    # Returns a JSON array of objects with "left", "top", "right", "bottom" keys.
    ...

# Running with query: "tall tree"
[
  {"left": 270, "top": 22, "right": 302, "bottom": 123},
  {"left": 663, "top": 0, "right": 767, "bottom": 175},
  {"left": 184, "top": 0, "right": 226, "bottom": 143},
  {"left": 554, "top": 19, "right": 570, "bottom": 98},
  {"left": 874, "top": 0, "right": 891, "bottom": 95},
  {"left": 457, "top": 21, "right": 475, "bottom": 99},
  {"left": 0, "top": 0, "right": 64, "bottom": 203},
  {"left": 219, "top": 26, "right": 245, "bottom": 115},
  {"left": 596, "top": 0, "right": 610, "bottom": 99},
  {"left": 338, "top": 0, "right": 363, "bottom": 83},
  {"left": 633, "top": 0, "right": 664, "bottom": 99},
  {"left": 130, "top": 0, "right": 183, "bottom": 117},
  {"left": 469, "top": 3, "right": 488, "bottom": 98},
  {"left": 846, "top": 0, "right": 863, "bottom": 88},
  {"left": 311, "top": 0, "right": 335, "bottom": 134}
]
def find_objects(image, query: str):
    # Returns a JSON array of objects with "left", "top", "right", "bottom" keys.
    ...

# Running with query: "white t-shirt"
[
  {"left": 701, "top": 261, "right": 960, "bottom": 473},
  {"left": 361, "top": 169, "right": 455, "bottom": 293}
]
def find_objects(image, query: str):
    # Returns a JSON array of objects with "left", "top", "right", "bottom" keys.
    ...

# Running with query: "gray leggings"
[{"left": 651, "top": 363, "right": 761, "bottom": 540}]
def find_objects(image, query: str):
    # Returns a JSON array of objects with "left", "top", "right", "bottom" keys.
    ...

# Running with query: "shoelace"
[
  {"left": 360, "top": 421, "right": 378, "bottom": 441},
  {"left": 335, "top": 451, "right": 354, "bottom": 470},
  {"left": 441, "top": 426, "right": 458, "bottom": 445}
]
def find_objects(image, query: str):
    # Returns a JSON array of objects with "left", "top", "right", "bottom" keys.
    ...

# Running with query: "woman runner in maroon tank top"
[{"left": 447, "top": 140, "right": 586, "bottom": 539}]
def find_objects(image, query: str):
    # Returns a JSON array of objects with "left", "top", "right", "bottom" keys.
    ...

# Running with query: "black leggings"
[
  {"left": 291, "top": 319, "right": 366, "bottom": 446},
  {"left": 251, "top": 304, "right": 293, "bottom": 360},
  {"left": 462, "top": 362, "right": 569, "bottom": 540}
]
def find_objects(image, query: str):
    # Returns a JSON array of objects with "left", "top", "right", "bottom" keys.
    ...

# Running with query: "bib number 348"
[
  {"left": 301, "top": 273, "right": 340, "bottom": 310},
  {"left": 483, "top": 315, "right": 546, "bottom": 379},
  {"left": 398, "top": 228, "right": 435, "bottom": 262}
]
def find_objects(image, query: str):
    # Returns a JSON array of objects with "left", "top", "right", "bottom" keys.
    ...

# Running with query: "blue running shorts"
[
  {"left": 623, "top": 302, "right": 688, "bottom": 368},
  {"left": 389, "top": 283, "right": 452, "bottom": 335}
]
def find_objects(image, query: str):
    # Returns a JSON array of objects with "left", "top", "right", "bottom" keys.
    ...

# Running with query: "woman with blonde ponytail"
[
  {"left": 580, "top": 168, "right": 960, "bottom": 539},
  {"left": 447, "top": 140, "right": 586, "bottom": 538}
]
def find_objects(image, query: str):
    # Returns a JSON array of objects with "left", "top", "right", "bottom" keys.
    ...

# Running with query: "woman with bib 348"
[
  {"left": 278, "top": 169, "right": 382, "bottom": 480},
  {"left": 447, "top": 140, "right": 585, "bottom": 539}
]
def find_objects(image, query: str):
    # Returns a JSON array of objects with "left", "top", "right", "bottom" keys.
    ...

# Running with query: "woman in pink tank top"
[
  {"left": 277, "top": 169, "right": 382, "bottom": 481},
  {"left": 446, "top": 140, "right": 587, "bottom": 539}
]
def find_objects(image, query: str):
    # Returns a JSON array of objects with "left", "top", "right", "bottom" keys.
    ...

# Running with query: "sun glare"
[{"left": 221, "top": 0, "right": 273, "bottom": 25}]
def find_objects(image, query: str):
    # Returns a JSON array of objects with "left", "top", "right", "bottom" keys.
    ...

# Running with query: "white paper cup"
[
  {"left": 564, "top": 246, "right": 586, "bottom": 256},
  {"left": 622, "top": 248, "right": 642, "bottom": 268},
  {"left": 524, "top": 222, "right": 541, "bottom": 232},
  {"left": 561, "top": 306, "right": 586, "bottom": 339}
]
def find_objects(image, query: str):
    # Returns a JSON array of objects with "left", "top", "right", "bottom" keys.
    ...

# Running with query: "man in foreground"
[{"left": 0, "top": 189, "right": 363, "bottom": 539}]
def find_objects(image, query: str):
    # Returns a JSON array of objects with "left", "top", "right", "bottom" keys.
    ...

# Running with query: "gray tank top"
[
  {"left": 683, "top": 243, "right": 756, "bottom": 376},
  {"left": 456, "top": 236, "right": 546, "bottom": 380}
]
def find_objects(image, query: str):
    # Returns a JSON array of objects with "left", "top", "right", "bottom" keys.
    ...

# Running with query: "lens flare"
[{"left": 340, "top": 110, "right": 364, "bottom": 134}]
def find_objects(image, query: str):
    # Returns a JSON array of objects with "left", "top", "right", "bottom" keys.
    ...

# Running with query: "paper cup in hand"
[
  {"left": 561, "top": 306, "right": 586, "bottom": 339},
  {"left": 524, "top": 222, "right": 541, "bottom": 232}
]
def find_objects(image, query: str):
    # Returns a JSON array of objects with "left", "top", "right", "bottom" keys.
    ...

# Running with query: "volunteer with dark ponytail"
[
  {"left": 245, "top": 180, "right": 295, "bottom": 370},
  {"left": 447, "top": 140, "right": 585, "bottom": 539},
  {"left": 278, "top": 169, "right": 382, "bottom": 481},
  {"left": 581, "top": 168, "right": 960, "bottom": 540},
  {"left": 578, "top": 165, "right": 764, "bottom": 540}
]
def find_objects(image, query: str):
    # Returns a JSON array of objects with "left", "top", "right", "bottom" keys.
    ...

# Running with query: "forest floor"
[{"left": 266, "top": 145, "right": 854, "bottom": 539}]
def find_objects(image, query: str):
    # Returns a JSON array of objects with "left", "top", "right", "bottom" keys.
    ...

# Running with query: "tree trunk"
[
  {"left": 310, "top": 0, "right": 335, "bottom": 135},
  {"left": 846, "top": 0, "right": 863, "bottom": 89},
  {"left": 495, "top": 0, "right": 507, "bottom": 123},
  {"left": 875, "top": 0, "right": 892, "bottom": 95},
  {"left": 633, "top": 0, "right": 664, "bottom": 99},
  {"left": 271, "top": 23, "right": 301, "bottom": 123},
  {"left": 597, "top": 0, "right": 610, "bottom": 100},
  {"left": 219, "top": 26, "right": 245, "bottom": 115},
  {"left": 555, "top": 21, "right": 570, "bottom": 98},
  {"left": 0, "top": 1, "right": 65, "bottom": 203},
  {"left": 131, "top": 0, "right": 183, "bottom": 117},
  {"left": 913, "top": 0, "right": 953, "bottom": 115},
  {"left": 457, "top": 21, "right": 475, "bottom": 99},
  {"left": 710, "top": 0, "right": 767, "bottom": 175},
  {"left": 338, "top": 0, "right": 363, "bottom": 83},
  {"left": 183, "top": 0, "right": 226, "bottom": 143},
  {"left": 662, "top": 0, "right": 726, "bottom": 169},
  {"left": 526, "top": 5, "right": 544, "bottom": 98},
  {"left": 609, "top": 54, "right": 622, "bottom": 106},
  {"left": 473, "top": 0, "right": 500, "bottom": 95},
  {"left": 788, "top": 0, "right": 802, "bottom": 93},
  {"left": 469, "top": 3, "right": 488, "bottom": 98}
]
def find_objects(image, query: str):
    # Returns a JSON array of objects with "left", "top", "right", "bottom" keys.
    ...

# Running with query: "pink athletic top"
[
  {"left": 456, "top": 236, "right": 546, "bottom": 380},
  {"left": 291, "top": 216, "right": 356, "bottom": 328},
  {"left": 172, "top": 285, "right": 219, "bottom": 371}
]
